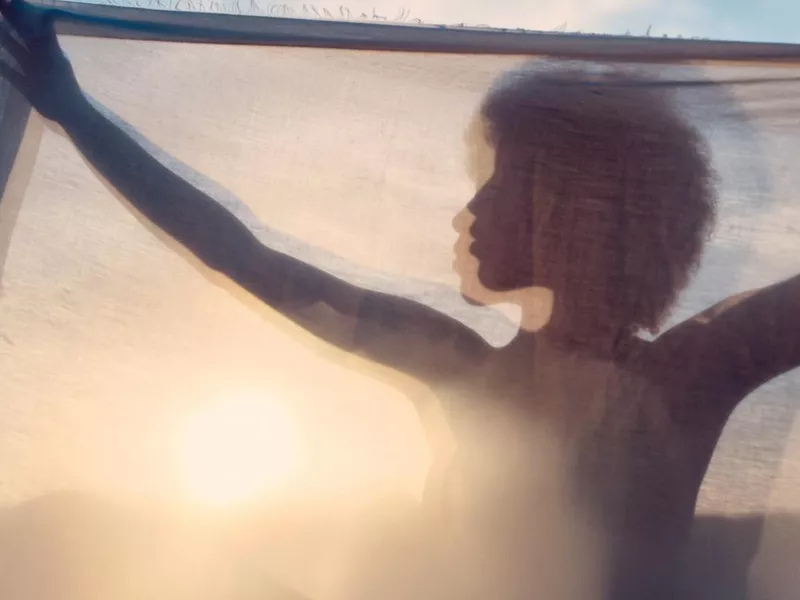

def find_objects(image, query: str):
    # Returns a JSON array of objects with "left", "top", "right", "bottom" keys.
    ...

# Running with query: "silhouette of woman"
[{"left": 2, "top": 2, "right": 799, "bottom": 598}]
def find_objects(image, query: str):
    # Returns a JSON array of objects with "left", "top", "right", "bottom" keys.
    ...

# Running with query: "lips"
[
  {"left": 468, "top": 229, "right": 485, "bottom": 257},
  {"left": 454, "top": 235, "right": 479, "bottom": 259}
]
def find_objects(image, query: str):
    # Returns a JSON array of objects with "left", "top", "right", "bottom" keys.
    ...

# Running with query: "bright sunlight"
[{"left": 176, "top": 391, "right": 300, "bottom": 509}]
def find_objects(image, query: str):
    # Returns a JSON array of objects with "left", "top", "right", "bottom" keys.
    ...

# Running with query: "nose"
[
  {"left": 452, "top": 206, "right": 475, "bottom": 235},
  {"left": 453, "top": 180, "right": 495, "bottom": 232}
]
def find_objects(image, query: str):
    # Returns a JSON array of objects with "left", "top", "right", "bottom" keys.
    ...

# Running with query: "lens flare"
[{"left": 176, "top": 392, "right": 299, "bottom": 508}]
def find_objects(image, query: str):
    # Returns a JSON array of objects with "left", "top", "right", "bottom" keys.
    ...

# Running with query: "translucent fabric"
[{"left": 2, "top": 3, "right": 800, "bottom": 598}]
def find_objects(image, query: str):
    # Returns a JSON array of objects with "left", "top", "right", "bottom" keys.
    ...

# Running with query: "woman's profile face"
[{"left": 453, "top": 141, "right": 536, "bottom": 303}]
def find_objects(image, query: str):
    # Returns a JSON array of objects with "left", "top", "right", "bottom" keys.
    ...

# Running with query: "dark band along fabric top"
[{"left": 2, "top": 1, "right": 800, "bottom": 598}]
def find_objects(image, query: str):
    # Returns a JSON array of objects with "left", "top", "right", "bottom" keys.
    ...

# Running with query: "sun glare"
[{"left": 176, "top": 392, "right": 300, "bottom": 509}]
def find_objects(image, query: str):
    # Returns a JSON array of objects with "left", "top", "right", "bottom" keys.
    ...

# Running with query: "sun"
[{"left": 175, "top": 391, "right": 300, "bottom": 509}]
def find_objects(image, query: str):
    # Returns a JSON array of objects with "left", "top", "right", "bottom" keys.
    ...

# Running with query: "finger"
[
  {"left": 0, "top": 59, "right": 29, "bottom": 97},
  {"left": 0, "top": 27, "right": 28, "bottom": 67},
  {"left": 0, "top": 0, "right": 54, "bottom": 44},
  {"left": 0, "top": 0, "right": 24, "bottom": 28}
]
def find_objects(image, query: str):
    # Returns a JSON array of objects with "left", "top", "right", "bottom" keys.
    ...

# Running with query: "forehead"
[
  {"left": 465, "top": 118, "right": 535, "bottom": 190},
  {"left": 465, "top": 117, "right": 496, "bottom": 189},
  {"left": 493, "top": 140, "right": 538, "bottom": 177}
]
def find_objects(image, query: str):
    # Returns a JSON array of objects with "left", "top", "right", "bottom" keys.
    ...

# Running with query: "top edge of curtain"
[{"left": 37, "top": 0, "right": 800, "bottom": 65}]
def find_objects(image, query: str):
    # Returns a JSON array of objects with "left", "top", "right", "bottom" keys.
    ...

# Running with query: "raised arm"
[
  {"left": 0, "top": 0, "right": 493, "bottom": 383},
  {"left": 657, "top": 274, "right": 800, "bottom": 406}
]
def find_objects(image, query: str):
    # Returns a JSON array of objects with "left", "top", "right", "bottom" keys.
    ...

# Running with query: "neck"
[
  {"left": 515, "top": 287, "right": 555, "bottom": 332},
  {"left": 517, "top": 290, "right": 635, "bottom": 357}
]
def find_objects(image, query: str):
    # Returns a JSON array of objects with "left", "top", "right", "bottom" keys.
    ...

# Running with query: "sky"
[{"left": 76, "top": 0, "right": 800, "bottom": 44}]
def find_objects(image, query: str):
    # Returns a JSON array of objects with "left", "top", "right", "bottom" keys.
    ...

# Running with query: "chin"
[
  {"left": 454, "top": 257, "right": 529, "bottom": 305},
  {"left": 456, "top": 272, "right": 491, "bottom": 307},
  {"left": 459, "top": 290, "right": 487, "bottom": 307}
]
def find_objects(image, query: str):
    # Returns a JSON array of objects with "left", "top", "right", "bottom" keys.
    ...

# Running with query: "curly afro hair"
[{"left": 480, "top": 62, "right": 716, "bottom": 340}]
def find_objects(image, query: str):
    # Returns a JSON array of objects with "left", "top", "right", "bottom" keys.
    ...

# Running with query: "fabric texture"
[{"left": 2, "top": 3, "right": 800, "bottom": 598}]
